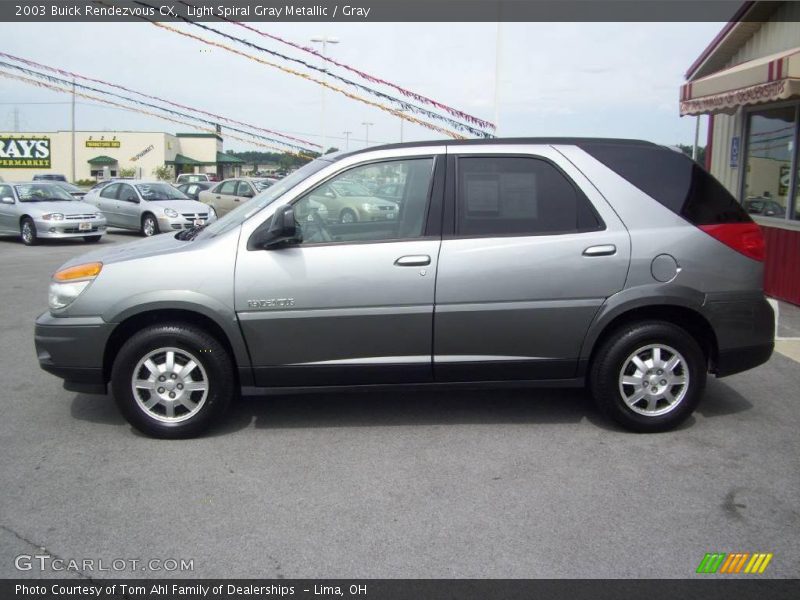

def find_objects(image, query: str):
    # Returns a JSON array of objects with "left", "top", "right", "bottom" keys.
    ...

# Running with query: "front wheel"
[
  {"left": 589, "top": 321, "right": 706, "bottom": 432},
  {"left": 20, "top": 217, "right": 38, "bottom": 246},
  {"left": 111, "top": 323, "right": 235, "bottom": 438},
  {"left": 141, "top": 214, "right": 159, "bottom": 237},
  {"left": 339, "top": 208, "right": 357, "bottom": 224}
]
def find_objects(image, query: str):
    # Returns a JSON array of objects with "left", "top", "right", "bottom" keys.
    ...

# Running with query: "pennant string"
[
  {"left": 0, "top": 50, "right": 320, "bottom": 149},
  {"left": 178, "top": 0, "right": 495, "bottom": 131}
]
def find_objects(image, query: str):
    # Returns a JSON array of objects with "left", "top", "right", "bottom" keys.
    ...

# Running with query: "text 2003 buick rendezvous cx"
[{"left": 34, "top": 139, "right": 774, "bottom": 438}]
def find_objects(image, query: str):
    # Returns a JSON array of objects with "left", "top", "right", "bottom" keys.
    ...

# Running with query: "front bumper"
[
  {"left": 35, "top": 217, "right": 107, "bottom": 239},
  {"left": 34, "top": 311, "right": 114, "bottom": 394},
  {"left": 158, "top": 213, "right": 215, "bottom": 231}
]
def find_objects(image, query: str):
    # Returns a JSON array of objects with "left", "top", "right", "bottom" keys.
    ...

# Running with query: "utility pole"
[
  {"left": 362, "top": 122, "right": 374, "bottom": 148},
  {"left": 71, "top": 78, "right": 76, "bottom": 183},
  {"left": 692, "top": 115, "right": 700, "bottom": 162},
  {"left": 398, "top": 110, "right": 406, "bottom": 142},
  {"left": 342, "top": 130, "right": 352, "bottom": 150},
  {"left": 311, "top": 36, "right": 340, "bottom": 154}
]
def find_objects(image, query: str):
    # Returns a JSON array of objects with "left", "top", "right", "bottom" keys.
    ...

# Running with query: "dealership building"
[
  {"left": 0, "top": 129, "right": 245, "bottom": 182},
  {"left": 681, "top": 1, "right": 800, "bottom": 304}
]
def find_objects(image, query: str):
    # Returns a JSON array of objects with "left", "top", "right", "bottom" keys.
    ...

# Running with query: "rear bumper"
[
  {"left": 35, "top": 312, "right": 113, "bottom": 394},
  {"left": 704, "top": 294, "right": 775, "bottom": 377}
]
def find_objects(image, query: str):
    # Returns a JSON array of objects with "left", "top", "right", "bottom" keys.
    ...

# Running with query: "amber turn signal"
[{"left": 53, "top": 262, "right": 103, "bottom": 282}]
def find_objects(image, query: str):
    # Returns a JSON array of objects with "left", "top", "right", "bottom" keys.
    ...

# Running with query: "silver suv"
[{"left": 34, "top": 139, "right": 774, "bottom": 438}]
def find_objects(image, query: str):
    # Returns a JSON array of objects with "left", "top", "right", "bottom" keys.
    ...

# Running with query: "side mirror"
[
  {"left": 264, "top": 205, "right": 298, "bottom": 248},
  {"left": 1, "top": 196, "right": 14, "bottom": 205}
]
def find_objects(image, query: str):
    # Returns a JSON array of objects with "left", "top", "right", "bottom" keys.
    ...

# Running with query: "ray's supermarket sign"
[{"left": 0, "top": 137, "right": 51, "bottom": 168}]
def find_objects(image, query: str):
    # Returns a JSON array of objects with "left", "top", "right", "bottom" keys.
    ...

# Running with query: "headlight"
[
  {"left": 164, "top": 208, "right": 179, "bottom": 218},
  {"left": 48, "top": 262, "right": 102, "bottom": 310},
  {"left": 207, "top": 206, "right": 217, "bottom": 219},
  {"left": 95, "top": 212, "right": 104, "bottom": 219},
  {"left": 42, "top": 213, "right": 64, "bottom": 221},
  {"left": 361, "top": 203, "right": 374, "bottom": 211}
]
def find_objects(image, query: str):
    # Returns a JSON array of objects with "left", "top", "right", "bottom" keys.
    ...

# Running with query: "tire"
[
  {"left": 339, "top": 208, "right": 357, "bottom": 224},
  {"left": 83, "top": 235, "right": 102, "bottom": 243},
  {"left": 141, "top": 213, "right": 159, "bottom": 237},
  {"left": 20, "top": 217, "right": 38, "bottom": 246},
  {"left": 111, "top": 323, "right": 235, "bottom": 438},
  {"left": 589, "top": 321, "right": 706, "bottom": 433}
]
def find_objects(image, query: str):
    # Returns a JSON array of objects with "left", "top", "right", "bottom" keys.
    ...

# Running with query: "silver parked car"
[
  {"left": 0, "top": 181, "right": 106, "bottom": 245},
  {"left": 34, "top": 139, "right": 774, "bottom": 438},
  {"left": 198, "top": 177, "right": 276, "bottom": 218},
  {"left": 83, "top": 180, "right": 215, "bottom": 236}
]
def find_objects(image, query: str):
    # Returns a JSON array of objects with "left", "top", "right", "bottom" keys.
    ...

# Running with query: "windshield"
[
  {"left": 55, "top": 182, "right": 82, "bottom": 193},
  {"left": 331, "top": 181, "right": 371, "bottom": 196},
  {"left": 195, "top": 158, "right": 332, "bottom": 240},
  {"left": 14, "top": 183, "right": 74, "bottom": 202},
  {"left": 135, "top": 183, "right": 188, "bottom": 201}
]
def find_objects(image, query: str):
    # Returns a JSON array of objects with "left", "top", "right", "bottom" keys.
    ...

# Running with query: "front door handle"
[
  {"left": 394, "top": 255, "right": 431, "bottom": 267},
  {"left": 583, "top": 244, "right": 616, "bottom": 257}
]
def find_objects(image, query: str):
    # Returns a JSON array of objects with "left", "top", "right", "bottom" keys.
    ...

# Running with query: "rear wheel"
[
  {"left": 20, "top": 218, "right": 38, "bottom": 246},
  {"left": 589, "top": 321, "right": 706, "bottom": 432},
  {"left": 111, "top": 323, "right": 235, "bottom": 438},
  {"left": 141, "top": 213, "right": 159, "bottom": 237}
]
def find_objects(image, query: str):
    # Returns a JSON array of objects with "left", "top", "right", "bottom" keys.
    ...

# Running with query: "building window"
[
  {"left": 742, "top": 104, "right": 799, "bottom": 220},
  {"left": 90, "top": 169, "right": 117, "bottom": 178}
]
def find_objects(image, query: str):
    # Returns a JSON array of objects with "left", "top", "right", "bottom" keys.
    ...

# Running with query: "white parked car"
[
  {"left": 0, "top": 181, "right": 106, "bottom": 245},
  {"left": 83, "top": 180, "right": 215, "bottom": 236},
  {"left": 198, "top": 177, "right": 275, "bottom": 218}
]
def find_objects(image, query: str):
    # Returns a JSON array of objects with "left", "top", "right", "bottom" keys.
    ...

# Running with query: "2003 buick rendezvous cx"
[{"left": 34, "top": 139, "right": 774, "bottom": 438}]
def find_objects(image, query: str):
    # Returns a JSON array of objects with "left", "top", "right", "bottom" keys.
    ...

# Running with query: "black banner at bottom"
[{"left": 4, "top": 579, "right": 800, "bottom": 600}]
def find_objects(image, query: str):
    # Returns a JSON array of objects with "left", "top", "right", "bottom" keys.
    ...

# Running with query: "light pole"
[
  {"left": 310, "top": 36, "right": 339, "bottom": 154},
  {"left": 342, "top": 130, "right": 352, "bottom": 150},
  {"left": 362, "top": 122, "right": 374, "bottom": 148},
  {"left": 398, "top": 109, "right": 407, "bottom": 142}
]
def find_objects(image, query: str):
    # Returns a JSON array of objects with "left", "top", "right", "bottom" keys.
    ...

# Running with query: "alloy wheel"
[{"left": 618, "top": 344, "right": 689, "bottom": 416}]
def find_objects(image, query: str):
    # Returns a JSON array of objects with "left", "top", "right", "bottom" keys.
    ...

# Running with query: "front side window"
[
  {"left": 742, "top": 105, "right": 797, "bottom": 220},
  {"left": 237, "top": 181, "right": 254, "bottom": 197},
  {"left": 119, "top": 184, "right": 139, "bottom": 202},
  {"left": 455, "top": 156, "right": 601, "bottom": 236},
  {"left": 292, "top": 157, "right": 434, "bottom": 245}
]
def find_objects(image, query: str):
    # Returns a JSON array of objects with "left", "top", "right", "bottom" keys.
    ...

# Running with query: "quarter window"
[
  {"left": 292, "top": 157, "right": 434, "bottom": 245},
  {"left": 455, "top": 156, "right": 601, "bottom": 236}
]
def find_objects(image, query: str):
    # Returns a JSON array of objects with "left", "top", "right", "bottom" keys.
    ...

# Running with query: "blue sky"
[{"left": 0, "top": 21, "right": 724, "bottom": 151}]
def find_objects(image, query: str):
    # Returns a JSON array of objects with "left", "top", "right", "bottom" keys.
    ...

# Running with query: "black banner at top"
[{"left": 1, "top": 0, "right": 793, "bottom": 23}]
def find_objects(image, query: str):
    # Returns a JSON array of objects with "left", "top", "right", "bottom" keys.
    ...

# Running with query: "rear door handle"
[
  {"left": 394, "top": 255, "right": 431, "bottom": 267},
  {"left": 583, "top": 244, "right": 616, "bottom": 257}
]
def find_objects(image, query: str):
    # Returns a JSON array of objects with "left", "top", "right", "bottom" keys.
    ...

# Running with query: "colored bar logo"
[{"left": 696, "top": 552, "right": 773, "bottom": 574}]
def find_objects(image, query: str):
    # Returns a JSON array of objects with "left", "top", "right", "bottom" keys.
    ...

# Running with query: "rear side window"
[
  {"left": 579, "top": 143, "right": 751, "bottom": 225},
  {"left": 455, "top": 156, "right": 602, "bottom": 236}
]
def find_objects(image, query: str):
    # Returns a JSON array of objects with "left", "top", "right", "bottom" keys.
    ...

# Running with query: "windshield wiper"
[{"left": 175, "top": 223, "right": 208, "bottom": 241}]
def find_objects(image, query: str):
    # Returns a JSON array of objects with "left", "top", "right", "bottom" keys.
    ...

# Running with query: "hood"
[
  {"left": 143, "top": 199, "right": 211, "bottom": 213},
  {"left": 20, "top": 200, "right": 101, "bottom": 216},
  {"left": 62, "top": 231, "right": 189, "bottom": 268}
]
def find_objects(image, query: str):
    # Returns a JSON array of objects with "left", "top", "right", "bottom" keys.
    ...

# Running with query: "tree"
[
  {"left": 677, "top": 144, "right": 706, "bottom": 166},
  {"left": 152, "top": 165, "right": 173, "bottom": 181},
  {"left": 118, "top": 167, "right": 136, "bottom": 177},
  {"left": 324, "top": 147, "right": 339, "bottom": 155}
]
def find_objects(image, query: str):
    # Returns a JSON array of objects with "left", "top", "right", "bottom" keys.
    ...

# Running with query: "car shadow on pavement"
[{"left": 67, "top": 377, "right": 755, "bottom": 437}]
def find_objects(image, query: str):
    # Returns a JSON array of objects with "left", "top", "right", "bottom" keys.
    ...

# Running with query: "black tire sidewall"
[
  {"left": 111, "top": 324, "right": 235, "bottom": 438},
  {"left": 590, "top": 321, "right": 706, "bottom": 433}
]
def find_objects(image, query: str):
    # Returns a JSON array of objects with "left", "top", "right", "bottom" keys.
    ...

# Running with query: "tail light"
[{"left": 698, "top": 223, "right": 765, "bottom": 262}]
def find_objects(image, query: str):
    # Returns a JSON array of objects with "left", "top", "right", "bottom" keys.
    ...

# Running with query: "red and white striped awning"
[{"left": 680, "top": 47, "right": 800, "bottom": 116}]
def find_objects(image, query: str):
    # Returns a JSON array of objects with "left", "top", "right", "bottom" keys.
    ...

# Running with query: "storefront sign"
[
  {"left": 0, "top": 137, "right": 51, "bottom": 168},
  {"left": 130, "top": 145, "right": 154, "bottom": 162},
  {"left": 86, "top": 139, "right": 121, "bottom": 148},
  {"left": 779, "top": 165, "right": 790, "bottom": 197},
  {"left": 730, "top": 136, "right": 740, "bottom": 168}
]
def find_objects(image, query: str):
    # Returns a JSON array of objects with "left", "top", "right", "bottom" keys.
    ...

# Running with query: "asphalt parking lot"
[{"left": 1, "top": 231, "right": 798, "bottom": 579}]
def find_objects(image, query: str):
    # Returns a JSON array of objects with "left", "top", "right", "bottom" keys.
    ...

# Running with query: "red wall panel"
[{"left": 761, "top": 225, "right": 800, "bottom": 306}]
